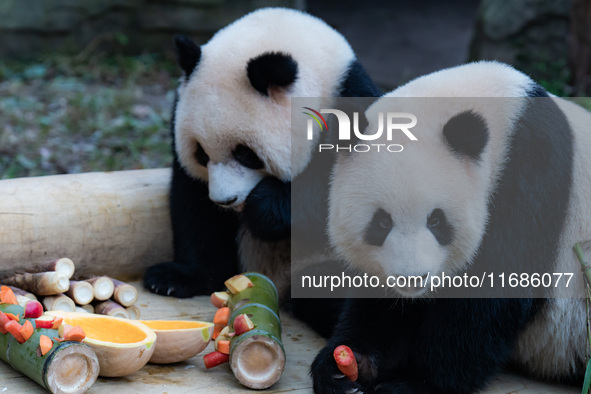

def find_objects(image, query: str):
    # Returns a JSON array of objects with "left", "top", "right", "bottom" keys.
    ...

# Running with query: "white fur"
[
  {"left": 174, "top": 7, "right": 356, "bottom": 205},
  {"left": 328, "top": 61, "right": 590, "bottom": 378}
]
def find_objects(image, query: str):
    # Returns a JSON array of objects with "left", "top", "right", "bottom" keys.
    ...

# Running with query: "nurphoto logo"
[{"left": 303, "top": 107, "right": 418, "bottom": 152}]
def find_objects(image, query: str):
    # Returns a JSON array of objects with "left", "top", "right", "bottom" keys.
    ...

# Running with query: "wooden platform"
[{"left": 0, "top": 283, "right": 579, "bottom": 393}]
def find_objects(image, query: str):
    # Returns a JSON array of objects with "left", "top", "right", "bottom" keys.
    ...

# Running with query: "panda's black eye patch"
[
  {"left": 427, "top": 208, "right": 453, "bottom": 246},
  {"left": 195, "top": 143, "right": 209, "bottom": 167},
  {"left": 365, "top": 208, "right": 393, "bottom": 247},
  {"left": 233, "top": 144, "right": 264, "bottom": 170}
]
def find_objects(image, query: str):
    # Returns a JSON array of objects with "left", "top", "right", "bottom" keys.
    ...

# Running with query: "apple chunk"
[
  {"left": 210, "top": 291, "right": 230, "bottom": 308},
  {"left": 224, "top": 274, "right": 253, "bottom": 294},
  {"left": 233, "top": 314, "right": 255, "bottom": 335}
]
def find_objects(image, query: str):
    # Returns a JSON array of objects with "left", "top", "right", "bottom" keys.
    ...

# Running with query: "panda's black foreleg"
[
  {"left": 243, "top": 177, "right": 290, "bottom": 241},
  {"left": 312, "top": 298, "right": 535, "bottom": 394},
  {"left": 144, "top": 160, "right": 240, "bottom": 298}
]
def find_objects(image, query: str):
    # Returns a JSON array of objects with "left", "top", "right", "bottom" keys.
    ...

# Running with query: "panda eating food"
[
  {"left": 312, "top": 61, "right": 589, "bottom": 393},
  {"left": 143, "top": 7, "right": 380, "bottom": 334}
]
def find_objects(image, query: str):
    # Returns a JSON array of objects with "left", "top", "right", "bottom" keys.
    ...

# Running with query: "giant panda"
[
  {"left": 311, "top": 61, "right": 589, "bottom": 393},
  {"left": 143, "top": 7, "right": 380, "bottom": 335}
]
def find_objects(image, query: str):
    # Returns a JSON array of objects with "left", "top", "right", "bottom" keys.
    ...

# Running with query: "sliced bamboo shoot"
[
  {"left": 0, "top": 272, "right": 69, "bottom": 295},
  {"left": 84, "top": 277, "right": 114, "bottom": 301},
  {"left": 65, "top": 281, "right": 94, "bottom": 305},
  {"left": 42, "top": 295, "right": 76, "bottom": 312},
  {"left": 94, "top": 300, "right": 130, "bottom": 319},
  {"left": 25, "top": 258, "right": 75, "bottom": 279},
  {"left": 110, "top": 279, "right": 138, "bottom": 307}
]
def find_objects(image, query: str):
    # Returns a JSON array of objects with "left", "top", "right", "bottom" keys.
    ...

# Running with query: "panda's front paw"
[
  {"left": 143, "top": 261, "right": 210, "bottom": 298},
  {"left": 311, "top": 345, "right": 363, "bottom": 394},
  {"left": 243, "top": 177, "right": 290, "bottom": 241}
]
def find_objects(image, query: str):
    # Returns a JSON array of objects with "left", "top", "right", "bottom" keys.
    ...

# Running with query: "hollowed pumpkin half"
[
  {"left": 140, "top": 320, "right": 214, "bottom": 364},
  {"left": 47, "top": 311, "right": 156, "bottom": 377}
]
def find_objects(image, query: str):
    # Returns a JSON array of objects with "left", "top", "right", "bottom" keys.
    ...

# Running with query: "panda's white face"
[{"left": 328, "top": 97, "right": 512, "bottom": 298}]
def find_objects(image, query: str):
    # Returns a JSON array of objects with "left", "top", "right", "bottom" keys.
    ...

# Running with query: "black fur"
[
  {"left": 312, "top": 85, "right": 577, "bottom": 392},
  {"left": 246, "top": 52, "right": 298, "bottom": 96},
  {"left": 339, "top": 60, "right": 382, "bottom": 97},
  {"left": 174, "top": 35, "right": 201, "bottom": 79},
  {"left": 364, "top": 208, "right": 393, "bottom": 247},
  {"left": 427, "top": 208, "right": 453, "bottom": 246},
  {"left": 243, "top": 177, "right": 291, "bottom": 242},
  {"left": 443, "top": 110, "right": 489, "bottom": 160}
]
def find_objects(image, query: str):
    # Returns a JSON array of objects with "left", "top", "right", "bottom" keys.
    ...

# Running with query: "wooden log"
[
  {"left": 65, "top": 281, "right": 94, "bottom": 305},
  {"left": 84, "top": 277, "right": 114, "bottom": 301},
  {"left": 25, "top": 258, "right": 75, "bottom": 279},
  {"left": 0, "top": 169, "right": 173, "bottom": 281},
  {"left": 0, "top": 272, "right": 69, "bottom": 296},
  {"left": 0, "top": 304, "right": 100, "bottom": 393}
]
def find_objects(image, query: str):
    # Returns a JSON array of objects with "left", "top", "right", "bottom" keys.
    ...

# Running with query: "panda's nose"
[{"left": 212, "top": 197, "right": 238, "bottom": 207}]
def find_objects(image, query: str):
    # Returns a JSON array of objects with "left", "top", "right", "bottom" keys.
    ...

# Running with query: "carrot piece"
[
  {"left": 333, "top": 345, "right": 358, "bottom": 382},
  {"left": 0, "top": 286, "right": 17, "bottom": 305},
  {"left": 19, "top": 320, "right": 34, "bottom": 342},
  {"left": 5, "top": 320, "right": 25, "bottom": 343},
  {"left": 0, "top": 312, "right": 10, "bottom": 334},
  {"left": 212, "top": 324, "right": 224, "bottom": 340},
  {"left": 5, "top": 313, "right": 19, "bottom": 322},
  {"left": 50, "top": 316, "right": 63, "bottom": 330},
  {"left": 39, "top": 335, "right": 53, "bottom": 356},
  {"left": 203, "top": 351, "right": 230, "bottom": 369},
  {"left": 64, "top": 326, "right": 86, "bottom": 342},
  {"left": 213, "top": 307, "right": 230, "bottom": 326},
  {"left": 216, "top": 339, "right": 230, "bottom": 355}
]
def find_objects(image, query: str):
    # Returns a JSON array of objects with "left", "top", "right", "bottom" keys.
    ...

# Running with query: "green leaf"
[{"left": 583, "top": 357, "right": 591, "bottom": 394}]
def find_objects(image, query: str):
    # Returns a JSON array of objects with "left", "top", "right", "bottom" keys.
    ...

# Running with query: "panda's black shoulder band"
[{"left": 246, "top": 52, "right": 298, "bottom": 96}]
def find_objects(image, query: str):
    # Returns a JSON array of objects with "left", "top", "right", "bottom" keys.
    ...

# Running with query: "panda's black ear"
[
  {"left": 246, "top": 52, "right": 298, "bottom": 96},
  {"left": 443, "top": 110, "right": 489, "bottom": 160},
  {"left": 174, "top": 35, "right": 201, "bottom": 78}
]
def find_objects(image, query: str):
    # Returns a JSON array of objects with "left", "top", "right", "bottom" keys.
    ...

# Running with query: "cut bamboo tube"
[
  {"left": 0, "top": 169, "right": 172, "bottom": 280},
  {"left": 0, "top": 272, "right": 69, "bottom": 295},
  {"left": 65, "top": 281, "right": 94, "bottom": 305},
  {"left": 25, "top": 258, "right": 75, "bottom": 279},
  {"left": 75, "top": 306, "right": 90, "bottom": 313},
  {"left": 110, "top": 278, "right": 138, "bottom": 307},
  {"left": 94, "top": 300, "right": 130, "bottom": 319},
  {"left": 227, "top": 273, "right": 285, "bottom": 389},
  {"left": 126, "top": 305, "right": 141, "bottom": 320},
  {"left": 0, "top": 304, "right": 100, "bottom": 393},
  {"left": 42, "top": 295, "right": 76, "bottom": 312},
  {"left": 80, "top": 304, "right": 94, "bottom": 314},
  {"left": 84, "top": 277, "right": 114, "bottom": 301}
]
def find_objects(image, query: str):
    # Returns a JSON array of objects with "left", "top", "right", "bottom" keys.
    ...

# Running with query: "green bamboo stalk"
[
  {"left": 227, "top": 272, "right": 285, "bottom": 390},
  {"left": 0, "top": 304, "right": 99, "bottom": 393}
]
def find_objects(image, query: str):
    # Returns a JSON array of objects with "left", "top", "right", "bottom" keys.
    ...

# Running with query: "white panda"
[
  {"left": 143, "top": 7, "right": 380, "bottom": 336},
  {"left": 311, "top": 61, "right": 589, "bottom": 393}
]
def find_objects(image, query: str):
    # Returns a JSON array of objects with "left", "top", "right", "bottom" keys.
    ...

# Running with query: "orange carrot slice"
[
  {"left": 333, "top": 345, "right": 358, "bottom": 382},
  {"left": 216, "top": 339, "right": 230, "bottom": 355},
  {"left": 39, "top": 335, "right": 53, "bottom": 356},
  {"left": 203, "top": 351, "right": 230, "bottom": 369},
  {"left": 213, "top": 307, "right": 230, "bottom": 326},
  {"left": 212, "top": 324, "right": 224, "bottom": 340},
  {"left": 50, "top": 316, "right": 63, "bottom": 330},
  {"left": 63, "top": 325, "right": 86, "bottom": 342},
  {"left": 0, "top": 312, "right": 10, "bottom": 334},
  {"left": 5, "top": 313, "right": 19, "bottom": 322},
  {"left": 5, "top": 320, "right": 25, "bottom": 343},
  {"left": 0, "top": 286, "right": 17, "bottom": 305},
  {"left": 19, "top": 320, "right": 34, "bottom": 342}
]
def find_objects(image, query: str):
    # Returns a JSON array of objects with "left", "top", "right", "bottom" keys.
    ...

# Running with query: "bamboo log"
[
  {"left": 126, "top": 305, "right": 141, "bottom": 320},
  {"left": 0, "top": 272, "right": 69, "bottom": 296},
  {"left": 0, "top": 304, "right": 100, "bottom": 393},
  {"left": 42, "top": 295, "right": 76, "bottom": 312},
  {"left": 85, "top": 277, "right": 114, "bottom": 301},
  {"left": 110, "top": 278, "right": 138, "bottom": 307},
  {"left": 0, "top": 169, "right": 173, "bottom": 281},
  {"left": 227, "top": 273, "right": 285, "bottom": 390},
  {"left": 79, "top": 304, "right": 94, "bottom": 314},
  {"left": 94, "top": 300, "right": 130, "bottom": 319},
  {"left": 65, "top": 281, "right": 94, "bottom": 305},
  {"left": 4, "top": 286, "right": 37, "bottom": 300},
  {"left": 25, "top": 258, "right": 75, "bottom": 279}
]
